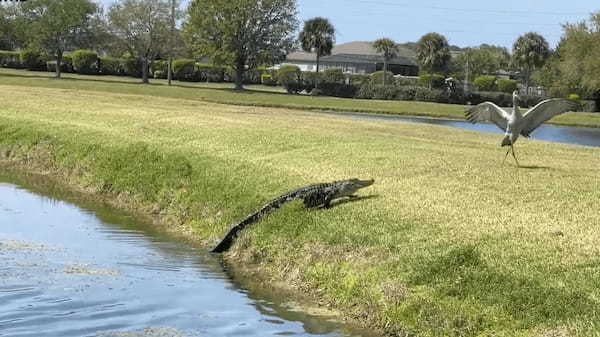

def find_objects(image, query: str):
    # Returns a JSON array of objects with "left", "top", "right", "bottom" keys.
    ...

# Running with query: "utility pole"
[
  {"left": 464, "top": 54, "right": 470, "bottom": 94},
  {"left": 167, "top": 0, "right": 175, "bottom": 86}
]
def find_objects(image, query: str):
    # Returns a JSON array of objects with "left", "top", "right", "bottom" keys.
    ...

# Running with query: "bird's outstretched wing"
[
  {"left": 465, "top": 102, "right": 510, "bottom": 131},
  {"left": 520, "top": 99, "right": 578, "bottom": 137}
]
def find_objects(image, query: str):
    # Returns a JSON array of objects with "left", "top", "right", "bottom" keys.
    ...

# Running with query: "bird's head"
[{"left": 512, "top": 90, "right": 521, "bottom": 103}]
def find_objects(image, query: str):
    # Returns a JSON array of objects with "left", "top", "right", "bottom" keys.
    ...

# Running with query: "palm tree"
[
  {"left": 416, "top": 32, "right": 451, "bottom": 74},
  {"left": 299, "top": 17, "right": 335, "bottom": 87},
  {"left": 512, "top": 32, "right": 550, "bottom": 94},
  {"left": 373, "top": 38, "right": 399, "bottom": 85}
]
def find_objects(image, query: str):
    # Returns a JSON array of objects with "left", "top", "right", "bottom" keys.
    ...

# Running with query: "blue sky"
[{"left": 98, "top": 0, "right": 598, "bottom": 49}]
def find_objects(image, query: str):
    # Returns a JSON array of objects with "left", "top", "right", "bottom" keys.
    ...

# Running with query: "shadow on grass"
[
  {"left": 327, "top": 194, "right": 379, "bottom": 209},
  {"left": 518, "top": 165, "right": 553, "bottom": 170}
]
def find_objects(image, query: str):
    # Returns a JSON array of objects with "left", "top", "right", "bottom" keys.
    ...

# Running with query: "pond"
[
  {"left": 329, "top": 112, "right": 600, "bottom": 148},
  {"left": 0, "top": 172, "right": 376, "bottom": 337}
]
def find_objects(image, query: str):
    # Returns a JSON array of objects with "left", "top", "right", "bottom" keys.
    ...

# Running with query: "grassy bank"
[
  {"left": 1, "top": 84, "right": 599, "bottom": 337},
  {"left": 2, "top": 68, "right": 600, "bottom": 128}
]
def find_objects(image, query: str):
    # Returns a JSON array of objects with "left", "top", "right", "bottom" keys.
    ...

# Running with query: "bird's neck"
[{"left": 513, "top": 100, "right": 521, "bottom": 118}]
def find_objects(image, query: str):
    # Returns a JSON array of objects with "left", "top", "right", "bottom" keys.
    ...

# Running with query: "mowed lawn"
[
  {"left": 0, "top": 83, "right": 599, "bottom": 337},
  {"left": 2, "top": 67, "right": 600, "bottom": 128}
]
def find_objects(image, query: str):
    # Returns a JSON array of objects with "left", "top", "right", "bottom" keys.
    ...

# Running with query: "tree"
[
  {"left": 299, "top": 17, "right": 335, "bottom": 81},
  {"left": 373, "top": 38, "right": 399, "bottom": 85},
  {"left": 17, "top": 0, "right": 97, "bottom": 78},
  {"left": 416, "top": 32, "right": 451, "bottom": 74},
  {"left": 451, "top": 44, "right": 510, "bottom": 79},
  {"left": 109, "top": 0, "right": 171, "bottom": 84},
  {"left": 185, "top": 0, "right": 297, "bottom": 91},
  {"left": 512, "top": 32, "right": 550, "bottom": 93}
]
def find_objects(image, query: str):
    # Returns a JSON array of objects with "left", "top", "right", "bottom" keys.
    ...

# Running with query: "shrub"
[
  {"left": 396, "top": 86, "right": 418, "bottom": 101},
  {"left": 150, "top": 60, "right": 168, "bottom": 77},
  {"left": 277, "top": 65, "right": 301, "bottom": 86},
  {"left": 121, "top": 54, "right": 142, "bottom": 77},
  {"left": 322, "top": 68, "right": 345, "bottom": 84},
  {"left": 356, "top": 82, "right": 375, "bottom": 99},
  {"left": 0, "top": 50, "right": 22, "bottom": 68},
  {"left": 414, "top": 87, "right": 448, "bottom": 103},
  {"left": 519, "top": 94, "right": 545, "bottom": 108},
  {"left": 497, "top": 79, "right": 518, "bottom": 94},
  {"left": 72, "top": 49, "right": 98, "bottom": 74},
  {"left": 99, "top": 57, "right": 122, "bottom": 76},
  {"left": 568, "top": 93, "right": 580, "bottom": 100},
  {"left": 197, "top": 63, "right": 224, "bottom": 82},
  {"left": 301, "top": 71, "right": 321, "bottom": 91},
  {"left": 419, "top": 73, "right": 445, "bottom": 89},
  {"left": 20, "top": 49, "right": 47, "bottom": 71},
  {"left": 395, "top": 76, "right": 420, "bottom": 87},
  {"left": 243, "top": 68, "right": 264, "bottom": 84},
  {"left": 372, "top": 85, "right": 400, "bottom": 100},
  {"left": 318, "top": 82, "right": 357, "bottom": 98},
  {"left": 261, "top": 74, "right": 277, "bottom": 86},
  {"left": 370, "top": 71, "right": 394, "bottom": 85},
  {"left": 46, "top": 54, "right": 73, "bottom": 73},
  {"left": 172, "top": 59, "right": 198, "bottom": 81},
  {"left": 474, "top": 91, "right": 512, "bottom": 106},
  {"left": 348, "top": 74, "right": 370, "bottom": 87},
  {"left": 284, "top": 82, "right": 306, "bottom": 94},
  {"left": 473, "top": 75, "right": 497, "bottom": 91}
]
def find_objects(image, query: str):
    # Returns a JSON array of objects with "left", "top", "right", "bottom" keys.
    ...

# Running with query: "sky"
[{"left": 97, "top": 0, "right": 599, "bottom": 49}]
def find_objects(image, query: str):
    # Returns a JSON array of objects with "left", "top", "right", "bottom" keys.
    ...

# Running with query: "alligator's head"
[{"left": 336, "top": 178, "right": 375, "bottom": 197}]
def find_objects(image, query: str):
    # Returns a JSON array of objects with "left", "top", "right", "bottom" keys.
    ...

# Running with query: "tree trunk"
[
  {"left": 234, "top": 58, "right": 244, "bottom": 91},
  {"left": 383, "top": 61, "right": 387, "bottom": 85},
  {"left": 142, "top": 57, "right": 149, "bottom": 84},
  {"left": 315, "top": 50, "right": 320, "bottom": 89},
  {"left": 55, "top": 50, "right": 62, "bottom": 79}
]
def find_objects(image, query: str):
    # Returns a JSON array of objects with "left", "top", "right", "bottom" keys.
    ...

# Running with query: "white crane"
[{"left": 465, "top": 91, "right": 578, "bottom": 166}]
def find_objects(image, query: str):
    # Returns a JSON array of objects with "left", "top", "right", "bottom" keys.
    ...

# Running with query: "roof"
[{"left": 286, "top": 41, "right": 417, "bottom": 66}]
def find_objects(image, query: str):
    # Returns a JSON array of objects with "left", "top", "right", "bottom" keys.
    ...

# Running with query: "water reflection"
[
  {"left": 0, "top": 172, "right": 376, "bottom": 337},
  {"left": 332, "top": 112, "right": 600, "bottom": 147}
]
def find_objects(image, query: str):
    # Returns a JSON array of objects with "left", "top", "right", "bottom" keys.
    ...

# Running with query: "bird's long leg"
[
  {"left": 510, "top": 145, "right": 520, "bottom": 167},
  {"left": 502, "top": 148, "right": 510, "bottom": 165}
]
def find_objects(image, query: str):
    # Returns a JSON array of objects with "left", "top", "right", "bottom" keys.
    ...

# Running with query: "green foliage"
[
  {"left": 277, "top": 65, "right": 302, "bottom": 87},
  {"left": 196, "top": 63, "right": 225, "bottom": 82},
  {"left": 568, "top": 93, "right": 581, "bottom": 100},
  {"left": 414, "top": 87, "right": 448, "bottom": 103},
  {"left": 396, "top": 86, "right": 418, "bottom": 101},
  {"left": 46, "top": 54, "right": 73, "bottom": 73},
  {"left": 317, "top": 83, "right": 357, "bottom": 98},
  {"left": 512, "top": 32, "right": 550, "bottom": 89},
  {"left": 0, "top": 51, "right": 23, "bottom": 68},
  {"left": 395, "top": 76, "right": 419, "bottom": 87},
  {"left": 99, "top": 57, "right": 122, "bottom": 76},
  {"left": 416, "top": 32, "right": 451, "bottom": 73},
  {"left": 19, "top": 0, "right": 97, "bottom": 77},
  {"left": 497, "top": 79, "right": 517, "bottom": 94},
  {"left": 373, "top": 37, "right": 399, "bottom": 84},
  {"left": 470, "top": 91, "right": 513, "bottom": 107},
  {"left": 473, "top": 75, "right": 497, "bottom": 91},
  {"left": 299, "top": 17, "right": 335, "bottom": 58},
  {"left": 370, "top": 71, "right": 394, "bottom": 86},
  {"left": 419, "top": 73, "right": 445, "bottom": 89},
  {"left": 348, "top": 74, "right": 370, "bottom": 87},
  {"left": 301, "top": 71, "right": 321, "bottom": 89},
  {"left": 172, "top": 59, "right": 198, "bottom": 81},
  {"left": 452, "top": 45, "right": 510, "bottom": 79},
  {"left": 20, "top": 49, "right": 47, "bottom": 71},
  {"left": 150, "top": 60, "right": 168, "bottom": 76},
  {"left": 261, "top": 74, "right": 277, "bottom": 86},
  {"left": 121, "top": 54, "right": 142, "bottom": 78},
  {"left": 322, "top": 68, "right": 345, "bottom": 84},
  {"left": 72, "top": 49, "right": 98, "bottom": 74},
  {"left": 185, "top": 0, "right": 297, "bottom": 89}
]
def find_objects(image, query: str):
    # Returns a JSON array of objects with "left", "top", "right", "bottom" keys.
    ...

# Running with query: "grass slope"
[
  {"left": 1, "top": 84, "right": 599, "bottom": 337},
  {"left": 2, "top": 68, "right": 600, "bottom": 128}
]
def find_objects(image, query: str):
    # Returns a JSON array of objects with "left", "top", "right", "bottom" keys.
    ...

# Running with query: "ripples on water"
[{"left": 0, "top": 177, "right": 375, "bottom": 337}]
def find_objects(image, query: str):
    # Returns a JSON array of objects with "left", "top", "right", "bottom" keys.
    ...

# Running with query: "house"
[{"left": 278, "top": 41, "right": 419, "bottom": 76}]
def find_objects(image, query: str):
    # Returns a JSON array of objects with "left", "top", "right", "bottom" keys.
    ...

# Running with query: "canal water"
[
  {"left": 329, "top": 112, "right": 600, "bottom": 148},
  {"left": 0, "top": 172, "right": 376, "bottom": 337}
]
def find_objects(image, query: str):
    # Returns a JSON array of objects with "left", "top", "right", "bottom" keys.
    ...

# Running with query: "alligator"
[{"left": 211, "top": 178, "right": 375, "bottom": 253}]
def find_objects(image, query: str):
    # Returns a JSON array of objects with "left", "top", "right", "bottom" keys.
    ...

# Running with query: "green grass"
[
  {"left": 2, "top": 67, "right": 599, "bottom": 128},
  {"left": 1, "top": 82, "right": 600, "bottom": 337}
]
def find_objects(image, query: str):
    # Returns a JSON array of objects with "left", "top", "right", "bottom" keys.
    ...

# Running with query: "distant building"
[{"left": 277, "top": 41, "right": 419, "bottom": 76}]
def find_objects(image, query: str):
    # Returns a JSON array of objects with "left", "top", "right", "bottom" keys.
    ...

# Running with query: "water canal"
[
  {"left": 330, "top": 112, "right": 600, "bottom": 148},
  {"left": 0, "top": 172, "right": 376, "bottom": 337}
]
